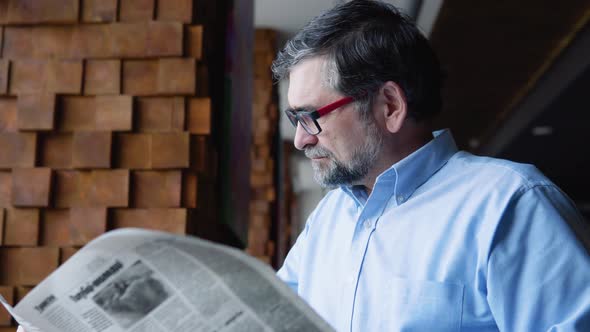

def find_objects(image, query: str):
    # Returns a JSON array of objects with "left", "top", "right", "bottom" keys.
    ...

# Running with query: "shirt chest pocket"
[{"left": 383, "top": 277, "right": 464, "bottom": 332}]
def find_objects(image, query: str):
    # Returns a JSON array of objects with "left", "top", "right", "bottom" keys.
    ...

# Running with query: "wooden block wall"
[
  {"left": 0, "top": 0, "right": 215, "bottom": 326},
  {"left": 245, "top": 30, "right": 279, "bottom": 265}
]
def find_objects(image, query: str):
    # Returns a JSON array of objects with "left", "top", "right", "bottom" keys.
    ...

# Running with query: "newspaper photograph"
[{"left": 0, "top": 228, "right": 334, "bottom": 332}]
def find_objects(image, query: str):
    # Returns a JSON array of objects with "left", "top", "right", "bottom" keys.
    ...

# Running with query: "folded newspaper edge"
[{"left": 1, "top": 228, "right": 334, "bottom": 332}]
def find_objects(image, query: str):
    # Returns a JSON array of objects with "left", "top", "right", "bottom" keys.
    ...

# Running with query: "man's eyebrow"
[{"left": 286, "top": 105, "right": 314, "bottom": 113}]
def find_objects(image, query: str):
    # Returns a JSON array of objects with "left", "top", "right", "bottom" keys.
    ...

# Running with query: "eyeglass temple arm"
[{"left": 316, "top": 96, "right": 355, "bottom": 117}]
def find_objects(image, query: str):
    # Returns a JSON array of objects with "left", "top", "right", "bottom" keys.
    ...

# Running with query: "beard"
[{"left": 304, "top": 120, "right": 383, "bottom": 188}]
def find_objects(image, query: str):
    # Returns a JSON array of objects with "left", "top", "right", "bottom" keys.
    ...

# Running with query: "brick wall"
[
  {"left": 0, "top": 1, "right": 218, "bottom": 328},
  {"left": 246, "top": 29, "right": 278, "bottom": 265}
]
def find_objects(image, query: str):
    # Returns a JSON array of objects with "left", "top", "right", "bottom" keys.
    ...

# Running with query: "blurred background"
[{"left": 0, "top": 1, "right": 588, "bottom": 327}]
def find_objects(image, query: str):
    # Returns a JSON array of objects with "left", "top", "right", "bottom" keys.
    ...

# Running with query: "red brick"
[
  {"left": 186, "top": 25, "right": 203, "bottom": 59},
  {"left": 115, "top": 133, "right": 152, "bottom": 169},
  {"left": 2, "top": 27, "right": 34, "bottom": 59},
  {"left": 46, "top": 60, "right": 83, "bottom": 94},
  {"left": 122, "top": 60, "right": 158, "bottom": 96},
  {"left": 33, "top": 26, "right": 73, "bottom": 59},
  {"left": 40, "top": 133, "right": 73, "bottom": 169},
  {"left": 119, "top": 0, "right": 154, "bottom": 22},
  {"left": 60, "top": 247, "right": 79, "bottom": 264},
  {"left": 0, "top": 133, "right": 36, "bottom": 169},
  {"left": 72, "top": 132, "right": 112, "bottom": 169},
  {"left": 69, "top": 24, "right": 110, "bottom": 59},
  {"left": 60, "top": 96, "right": 96, "bottom": 131},
  {"left": 251, "top": 158, "right": 266, "bottom": 173},
  {"left": 157, "top": 0, "right": 193, "bottom": 23},
  {"left": 247, "top": 225, "right": 270, "bottom": 256},
  {"left": 255, "top": 118, "right": 271, "bottom": 133},
  {"left": 158, "top": 58, "right": 196, "bottom": 95},
  {"left": 110, "top": 22, "right": 149, "bottom": 58},
  {"left": 259, "top": 146, "right": 272, "bottom": 159},
  {"left": 250, "top": 214, "right": 269, "bottom": 229},
  {"left": 151, "top": 132, "right": 190, "bottom": 169},
  {"left": 187, "top": 98, "right": 211, "bottom": 134},
  {"left": 147, "top": 22, "right": 183, "bottom": 57},
  {"left": 6, "top": 23, "right": 183, "bottom": 59},
  {"left": 0, "top": 60, "right": 8, "bottom": 94},
  {"left": 11, "top": 168, "right": 52, "bottom": 207},
  {"left": 55, "top": 170, "right": 127, "bottom": 208},
  {"left": 88, "top": 170, "right": 129, "bottom": 207},
  {"left": 41, "top": 209, "right": 70, "bottom": 246},
  {"left": 84, "top": 60, "right": 121, "bottom": 95},
  {"left": 136, "top": 97, "right": 185, "bottom": 132},
  {"left": 182, "top": 172, "right": 198, "bottom": 208},
  {"left": 0, "top": 2, "right": 7, "bottom": 23},
  {"left": 250, "top": 200, "right": 270, "bottom": 214},
  {"left": 0, "top": 173, "right": 11, "bottom": 208},
  {"left": 10, "top": 60, "right": 82, "bottom": 94},
  {"left": 54, "top": 170, "right": 82, "bottom": 208},
  {"left": 3, "top": 0, "right": 79, "bottom": 24},
  {"left": 2, "top": 27, "right": 33, "bottom": 59},
  {"left": 0, "top": 98, "right": 18, "bottom": 132},
  {"left": 17, "top": 93, "right": 56, "bottom": 131},
  {"left": 132, "top": 171, "right": 181, "bottom": 207},
  {"left": 69, "top": 207, "right": 107, "bottom": 245},
  {"left": 82, "top": 0, "right": 118, "bottom": 22},
  {"left": 112, "top": 208, "right": 187, "bottom": 234},
  {"left": 9, "top": 60, "right": 45, "bottom": 94},
  {"left": 0, "top": 247, "right": 59, "bottom": 285},
  {"left": 4, "top": 208, "right": 39, "bottom": 246},
  {"left": 95, "top": 96, "right": 133, "bottom": 131},
  {"left": 0, "top": 286, "right": 13, "bottom": 326}
]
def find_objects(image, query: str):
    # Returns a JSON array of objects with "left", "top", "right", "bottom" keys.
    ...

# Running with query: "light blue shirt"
[{"left": 278, "top": 129, "right": 590, "bottom": 332}]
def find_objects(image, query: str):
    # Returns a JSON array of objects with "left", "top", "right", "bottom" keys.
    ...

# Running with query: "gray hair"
[{"left": 272, "top": 0, "right": 444, "bottom": 121}]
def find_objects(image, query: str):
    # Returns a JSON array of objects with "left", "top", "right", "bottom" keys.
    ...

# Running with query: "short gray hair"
[{"left": 272, "top": 0, "right": 444, "bottom": 121}]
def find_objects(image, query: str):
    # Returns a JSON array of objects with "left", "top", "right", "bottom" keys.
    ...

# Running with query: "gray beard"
[{"left": 305, "top": 121, "right": 383, "bottom": 188}]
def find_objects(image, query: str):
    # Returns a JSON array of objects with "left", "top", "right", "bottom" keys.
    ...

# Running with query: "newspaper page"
[{"left": 0, "top": 228, "right": 334, "bottom": 332}]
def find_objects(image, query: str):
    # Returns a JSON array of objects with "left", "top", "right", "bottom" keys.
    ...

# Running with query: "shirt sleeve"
[
  {"left": 486, "top": 184, "right": 590, "bottom": 331},
  {"left": 276, "top": 220, "right": 311, "bottom": 293}
]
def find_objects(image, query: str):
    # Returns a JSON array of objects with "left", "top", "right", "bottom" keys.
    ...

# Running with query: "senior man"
[{"left": 274, "top": 1, "right": 590, "bottom": 331}]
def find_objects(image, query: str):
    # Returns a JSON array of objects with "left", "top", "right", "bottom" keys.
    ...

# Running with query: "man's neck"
[{"left": 362, "top": 128, "right": 433, "bottom": 193}]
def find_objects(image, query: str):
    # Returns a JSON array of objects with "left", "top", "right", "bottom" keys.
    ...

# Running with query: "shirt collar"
[{"left": 342, "top": 129, "right": 458, "bottom": 207}]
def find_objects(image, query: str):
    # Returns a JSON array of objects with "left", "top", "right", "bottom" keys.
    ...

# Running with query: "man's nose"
[{"left": 293, "top": 123, "right": 318, "bottom": 150}]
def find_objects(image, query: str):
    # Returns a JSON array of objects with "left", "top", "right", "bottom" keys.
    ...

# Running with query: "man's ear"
[{"left": 380, "top": 81, "right": 407, "bottom": 134}]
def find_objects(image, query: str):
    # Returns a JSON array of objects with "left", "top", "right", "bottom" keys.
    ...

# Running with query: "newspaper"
[{"left": 0, "top": 228, "right": 334, "bottom": 332}]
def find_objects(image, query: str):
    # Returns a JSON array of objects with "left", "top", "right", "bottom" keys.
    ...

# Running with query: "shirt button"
[{"left": 364, "top": 220, "right": 372, "bottom": 229}]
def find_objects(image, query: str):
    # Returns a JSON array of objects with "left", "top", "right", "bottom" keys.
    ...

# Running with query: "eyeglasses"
[{"left": 284, "top": 96, "right": 355, "bottom": 135}]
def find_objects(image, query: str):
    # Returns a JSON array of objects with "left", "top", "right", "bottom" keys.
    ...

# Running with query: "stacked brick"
[
  {"left": 0, "top": 0, "right": 212, "bottom": 328},
  {"left": 246, "top": 29, "right": 278, "bottom": 265}
]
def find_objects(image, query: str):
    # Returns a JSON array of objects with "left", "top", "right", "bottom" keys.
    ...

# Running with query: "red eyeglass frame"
[{"left": 285, "top": 96, "right": 355, "bottom": 135}]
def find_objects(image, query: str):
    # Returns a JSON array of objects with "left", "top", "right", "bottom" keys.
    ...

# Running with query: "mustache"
[{"left": 304, "top": 146, "right": 333, "bottom": 159}]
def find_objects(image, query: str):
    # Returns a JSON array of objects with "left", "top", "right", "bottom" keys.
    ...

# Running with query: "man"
[{"left": 273, "top": 1, "right": 590, "bottom": 331}]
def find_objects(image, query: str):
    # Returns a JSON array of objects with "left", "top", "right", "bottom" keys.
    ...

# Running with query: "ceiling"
[
  {"left": 255, "top": 0, "right": 426, "bottom": 44},
  {"left": 428, "top": 0, "right": 590, "bottom": 215},
  {"left": 254, "top": 0, "right": 590, "bottom": 215}
]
